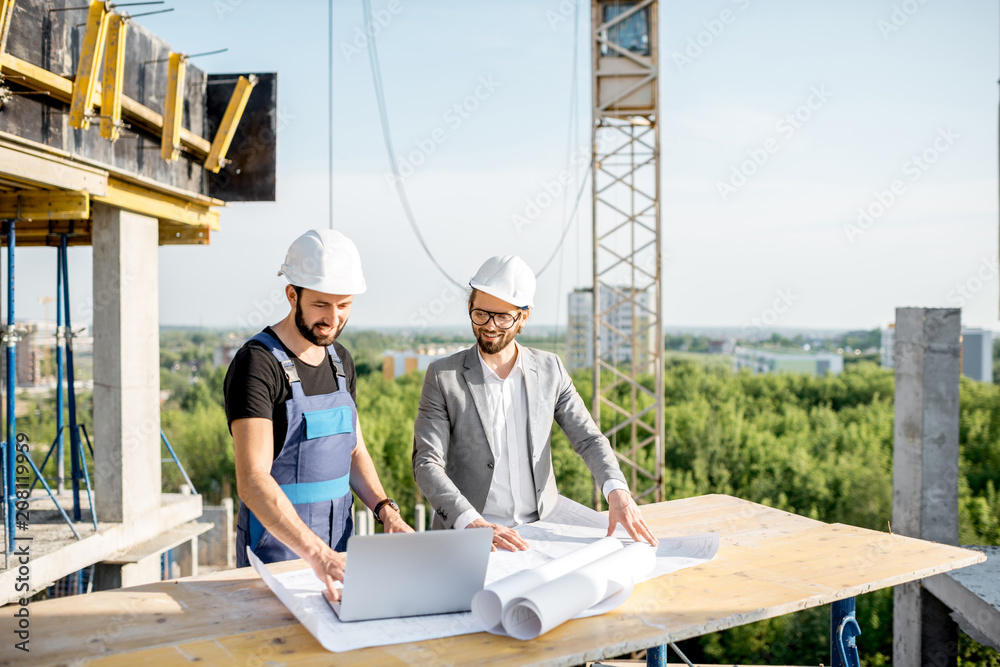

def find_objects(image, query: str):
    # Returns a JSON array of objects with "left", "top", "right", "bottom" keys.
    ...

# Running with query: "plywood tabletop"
[{"left": 2, "top": 495, "right": 985, "bottom": 667}]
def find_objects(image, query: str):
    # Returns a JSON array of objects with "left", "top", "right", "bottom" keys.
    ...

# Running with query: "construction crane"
[{"left": 590, "top": 0, "right": 664, "bottom": 505}]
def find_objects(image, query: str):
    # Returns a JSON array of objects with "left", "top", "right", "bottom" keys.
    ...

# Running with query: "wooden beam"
[
  {"left": 0, "top": 53, "right": 212, "bottom": 159},
  {"left": 95, "top": 178, "right": 220, "bottom": 229},
  {"left": 0, "top": 140, "right": 108, "bottom": 195},
  {"left": 159, "top": 223, "right": 211, "bottom": 245},
  {"left": 0, "top": 220, "right": 93, "bottom": 247},
  {"left": 0, "top": 190, "right": 89, "bottom": 220},
  {"left": 0, "top": 131, "right": 225, "bottom": 207}
]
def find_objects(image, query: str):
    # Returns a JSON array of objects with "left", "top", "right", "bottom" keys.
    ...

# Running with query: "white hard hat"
[
  {"left": 277, "top": 229, "right": 367, "bottom": 295},
  {"left": 469, "top": 255, "right": 536, "bottom": 309}
]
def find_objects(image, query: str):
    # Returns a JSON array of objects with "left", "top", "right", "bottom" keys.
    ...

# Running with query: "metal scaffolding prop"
[
  {"left": 28, "top": 235, "right": 97, "bottom": 531},
  {"left": 2, "top": 219, "right": 15, "bottom": 552},
  {"left": 2, "top": 227, "right": 98, "bottom": 558},
  {"left": 590, "top": 0, "right": 663, "bottom": 504}
]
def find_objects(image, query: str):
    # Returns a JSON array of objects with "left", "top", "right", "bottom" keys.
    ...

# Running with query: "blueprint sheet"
[{"left": 250, "top": 496, "right": 718, "bottom": 652}]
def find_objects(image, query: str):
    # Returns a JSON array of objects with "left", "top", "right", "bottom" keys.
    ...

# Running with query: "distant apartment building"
[
  {"left": 382, "top": 345, "right": 465, "bottom": 380},
  {"left": 213, "top": 336, "right": 246, "bottom": 368},
  {"left": 567, "top": 287, "right": 655, "bottom": 373},
  {"left": 708, "top": 339, "right": 736, "bottom": 355},
  {"left": 734, "top": 346, "right": 844, "bottom": 376},
  {"left": 567, "top": 289, "right": 594, "bottom": 372},
  {"left": 881, "top": 324, "right": 993, "bottom": 383},
  {"left": 15, "top": 324, "right": 40, "bottom": 386},
  {"left": 961, "top": 328, "right": 993, "bottom": 383},
  {"left": 881, "top": 324, "right": 895, "bottom": 369}
]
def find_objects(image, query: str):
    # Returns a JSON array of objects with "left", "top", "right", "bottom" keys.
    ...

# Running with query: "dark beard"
[
  {"left": 295, "top": 300, "right": 343, "bottom": 347},
  {"left": 475, "top": 326, "right": 518, "bottom": 355}
]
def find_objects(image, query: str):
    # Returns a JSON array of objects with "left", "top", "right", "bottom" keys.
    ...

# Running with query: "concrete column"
[
  {"left": 892, "top": 307, "right": 961, "bottom": 667},
  {"left": 92, "top": 205, "right": 161, "bottom": 525},
  {"left": 93, "top": 556, "right": 162, "bottom": 591}
]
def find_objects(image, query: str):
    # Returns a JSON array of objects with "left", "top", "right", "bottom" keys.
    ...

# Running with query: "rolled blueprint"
[
  {"left": 501, "top": 543, "right": 656, "bottom": 641},
  {"left": 471, "top": 536, "right": 622, "bottom": 633}
]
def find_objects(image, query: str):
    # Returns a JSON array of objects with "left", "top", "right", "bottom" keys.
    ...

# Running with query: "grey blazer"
[{"left": 412, "top": 344, "right": 626, "bottom": 529}]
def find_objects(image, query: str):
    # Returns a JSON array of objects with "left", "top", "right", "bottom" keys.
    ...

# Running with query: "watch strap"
[{"left": 373, "top": 498, "right": 398, "bottom": 524}]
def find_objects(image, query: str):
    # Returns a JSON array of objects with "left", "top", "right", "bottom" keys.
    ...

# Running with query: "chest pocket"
[{"left": 303, "top": 406, "right": 354, "bottom": 439}]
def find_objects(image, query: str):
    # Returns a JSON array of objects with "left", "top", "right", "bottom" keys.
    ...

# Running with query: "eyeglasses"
[{"left": 470, "top": 308, "right": 522, "bottom": 330}]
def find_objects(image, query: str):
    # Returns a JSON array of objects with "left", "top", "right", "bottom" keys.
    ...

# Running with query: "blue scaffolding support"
[
  {"left": 27, "top": 236, "right": 96, "bottom": 531},
  {"left": 2, "top": 219, "right": 16, "bottom": 554}
]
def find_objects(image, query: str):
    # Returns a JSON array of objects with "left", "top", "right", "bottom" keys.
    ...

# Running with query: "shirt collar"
[{"left": 477, "top": 340, "right": 523, "bottom": 381}]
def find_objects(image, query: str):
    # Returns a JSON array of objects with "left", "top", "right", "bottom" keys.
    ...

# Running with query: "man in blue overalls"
[{"left": 225, "top": 229, "right": 412, "bottom": 601}]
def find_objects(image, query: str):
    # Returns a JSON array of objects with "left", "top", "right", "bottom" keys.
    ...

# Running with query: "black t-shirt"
[{"left": 224, "top": 326, "right": 358, "bottom": 459}]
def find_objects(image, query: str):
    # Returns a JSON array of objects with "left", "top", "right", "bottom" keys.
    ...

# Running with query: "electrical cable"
[
  {"left": 361, "top": 0, "right": 592, "bottom": 290},
  {"left": 362, "top": 0, "right": 464, "bottom": 289},
  {"left": 328, "top": 0, "right": 334, "bottom": 230},
  {"left": 536, "top": 164, "right": 592, "bottom": 278},
  {"left": 551, "top": 0, "right": 583, "bottom": 335}
]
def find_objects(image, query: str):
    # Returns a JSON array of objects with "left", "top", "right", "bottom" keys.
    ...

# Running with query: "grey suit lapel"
[
  {"left": 520, "top": 346, "right": 544, "bottom": 464},
  {"left": 463, "top": 346, "right": 497, "bottom": 456}
]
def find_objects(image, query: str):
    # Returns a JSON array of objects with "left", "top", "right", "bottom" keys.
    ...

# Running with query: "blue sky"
[{"left": 17, "top": 0, "right": 1000, "bottom": 333}]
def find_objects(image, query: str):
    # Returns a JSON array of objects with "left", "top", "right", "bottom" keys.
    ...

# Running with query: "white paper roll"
[
  {"left": 500, "top": 543, "right": 656, "bottom": 640},
  {"left": 471, "top": 536, "right": 622, "bottom": 633}
]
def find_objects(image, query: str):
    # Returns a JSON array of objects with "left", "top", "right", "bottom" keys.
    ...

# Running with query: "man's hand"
[
  {"left": 467, "top": 517, "right": 530, "bottom": 552},
  {"left": 607, "top": 489, "right": 658, "bottom": 546},
  {"left": 379, "top": 505, "right": 414, "bottom": 534},
  {"left": 303, "top": 547, "right": 347, "bottom": 603}
]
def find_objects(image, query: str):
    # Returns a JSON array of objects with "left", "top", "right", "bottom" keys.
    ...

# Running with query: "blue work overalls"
[{"left": 236, "top": 331, "right": 356, "bottom": 566}]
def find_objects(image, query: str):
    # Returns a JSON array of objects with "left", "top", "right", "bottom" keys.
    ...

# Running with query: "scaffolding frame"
[{"left": 590, "top": 0, "right": 663, "bottom": 505}]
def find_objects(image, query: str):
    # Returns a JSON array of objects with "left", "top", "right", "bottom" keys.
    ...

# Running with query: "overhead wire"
[
  {"left": 362, "top": 0, "right": 592, "bottom": 292},
  {"left": 551, "top": 0, "right": 584, "bottom": 336},
  {"left": 362, "top": 0, "right": 464, "bottom": 289},
  {"left": 328, "top": 0, "right": 334, "bottom": 230}
]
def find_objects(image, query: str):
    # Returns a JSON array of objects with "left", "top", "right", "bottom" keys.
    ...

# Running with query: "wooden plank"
[
  {"left": 159, "top": 223, "right": 211, "bottom": 245},
  {"left": 8, "top": 495, "right": 986, "bottom": 667},
  {"left": 0, "top": 140, "right": 108, "bottom": 195},
  {"left": 0, "top": 190, "right": 88, "bottom": 220},
  {"left": 95, "top": 179, "right": 220, "bottom": 229}
]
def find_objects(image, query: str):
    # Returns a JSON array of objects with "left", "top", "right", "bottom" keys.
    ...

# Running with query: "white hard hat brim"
[{"left": 468, "top": 280, "right": 532, "bottom": 309}]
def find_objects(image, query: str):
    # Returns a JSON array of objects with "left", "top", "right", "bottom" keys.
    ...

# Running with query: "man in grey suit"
[{"left": 412, "top": 255, "right": 657, "bottom": 551}]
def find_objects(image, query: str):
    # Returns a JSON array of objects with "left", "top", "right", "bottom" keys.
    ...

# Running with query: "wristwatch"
[{"left": 373, "top": 498, "right": 399, "bottom": 524}]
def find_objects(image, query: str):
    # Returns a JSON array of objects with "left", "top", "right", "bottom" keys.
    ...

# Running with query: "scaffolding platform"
[{"left": 0, "top": 492, "right": 202, "bottom": 604}]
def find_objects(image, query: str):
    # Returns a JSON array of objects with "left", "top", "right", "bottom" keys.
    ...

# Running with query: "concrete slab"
[
  {"left": 924, "top": 545, "right": 1000, "bottom": 652},
  {"left": 0, "top": 492, "right": 202, "bottom": 604}
]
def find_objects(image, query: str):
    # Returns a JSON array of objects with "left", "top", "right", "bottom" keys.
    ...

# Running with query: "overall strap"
[
  {"left": 251, "top": 331, "right": 305, "bottom": 399},
  {"left": 326, "top": 345, "right": 348, "bottom": 387}
]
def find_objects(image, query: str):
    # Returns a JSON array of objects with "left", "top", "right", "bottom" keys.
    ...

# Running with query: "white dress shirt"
[{"left": 454, "top": 342, "right": 628, "bottom": 530}]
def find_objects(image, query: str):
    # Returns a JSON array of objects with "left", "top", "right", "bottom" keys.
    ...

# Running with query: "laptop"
[{"left": 331, "top": 527, "right": 493, "bottom": 622}]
